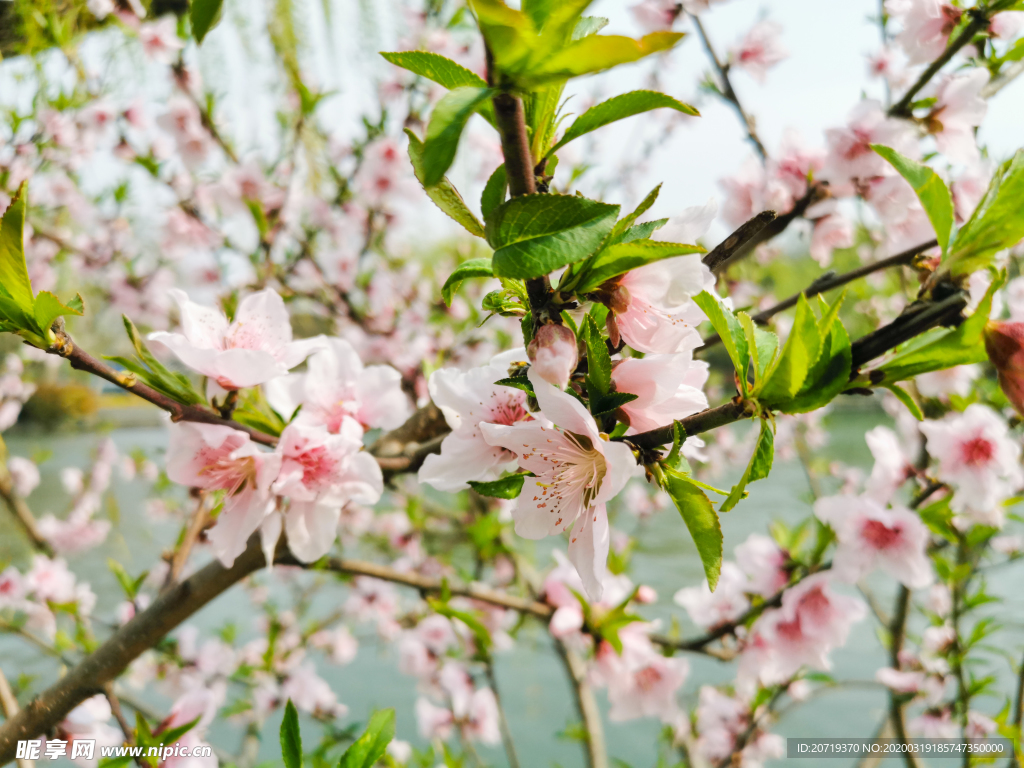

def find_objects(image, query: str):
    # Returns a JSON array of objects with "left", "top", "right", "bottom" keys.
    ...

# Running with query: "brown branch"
[
  {"left": 888, "top": 9, "right": 991, "bottom": 118},
  {"left": 484, "top": 661, "right": 521, "bottom": 768},
  {"left": 0, "top": 670, "right": 32, "bottom": 768},
  {"left": 617, "top": 399, "right": 749, "bottom": 452},
  {"left": 555, "top": 639, "right": 608, "bottom": 768},
  {"left": 850, "top": 290, "right": 967, "bottom": 369},
  {"left": 492, "top": 93, "right": 536, "bottom": 198},
  {"left": 0, "top": 535, "right": 268, "bottom": 765},
  {"left": 888, "top": 585, "right": 922, "bottom": 768},
  {"left": 702, "top": 211, "right": 777, "bottom": 272},
  {"left": 162, "top": 493, "right": 209, "bottom": 593},
  {"left": 702, "top": 238, "right": 938, "bottom": 350},
  {"left": 0, "top": 461, "right": 54, "bottom": 557},
  {"left": 690, "top": 14, "right": 768, "bottom": 160}
]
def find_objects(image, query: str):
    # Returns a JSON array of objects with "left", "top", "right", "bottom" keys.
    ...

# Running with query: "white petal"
[
  {"left": 527, "top": 367, "right": 598, "bottom": 440},
  {"left": 285, "top": 501, "right": 341, "bottom": 562},
  {"left": 206, "top": 491, "right": 272, "bottom": 567},
  {"left": 567, "top": 504, "right": 610, "bottom": 601},
  {"left": 418, "top": 432, "right": 509, "bottom": 491}
]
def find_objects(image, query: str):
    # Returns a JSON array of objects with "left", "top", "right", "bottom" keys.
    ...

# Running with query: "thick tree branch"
[{"left": 0, "top": 536, "right": 268, "bottom": 765}]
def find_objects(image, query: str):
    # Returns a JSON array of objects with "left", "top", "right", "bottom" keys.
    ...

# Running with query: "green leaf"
[
  {"left": 66, "top": 293, "right": 85, "bottom": 314},
  {"left": 872, "top": 144, "right": 953, "bottom": 252},
  {"left": 609, "top": 184, "right": 661, "bottom": 243},
  {"left": 487, "top": 194, "right": 620, "bottom": 279},
  {"left": 582, "top": 314, "right": 611, "bottom": 397},
  {"left": 280, "top": 700, "right": 302, "bottom": 768},
  {"left": 481, "top": 164, "right": 507, "bottom": 220},
  {"left": 884, "top": 382, "right": 924, "bottom": 421},
  {"left": 469, "top": 472, "right": 530, "bottom": 499},
  {"left": 589, "top": 391, "right": 638, "bottom": 417},
  {"left": 190, "top": 0, "right": 224, "bottom": 43},
  {"left": 494, "top": 376, "right": 534, "bottom": 394},
  {"left": 782, "top": 316, "right": 851, "bottom": 413},
  {"left": 338, "top": 709, "right": 396, "bottom": 768},
  {"left": 573, "top": 16, "right": 609, "bottom": 39},
  {"left": 663, "top": 467, "right": 722, "bottom": 589},
  {"left": 468, "top": 0, "right": 538, "bottom": 75},
  {"left": 441, "top": 258, "right": 494, "bottom": 306},
  {"left": 574, "top": 241, "right": 704, "bottom": 294},
  {"left": 873, "top": 278, "right": 998, "bottom": 385},
  {"left": 719, "top": 419, "right": 774, "bottom": 513},
  {"left": 758, "top": 295, "right": 819, "bottom": 404},
  {"left": 738, "top": 311, "right": 778, "bottom": 391},
  {"left": 106, "top": 316, "right": 206, "bottom": 406},
  {"left": 0, "top": 183, "right": 34, "bottom": 313},
  {"left": 33, "top": 291, "right": 82, "bottom": 333},
  {"left": 549, "top": 91, "right": 697, "bottom": 156},
  {"left": 157, "top": 717, "right": 200, "bottom": 748},
  {"left": 108, "top": 558, "right": 138, "bottom": 599},
  {"left": 947, "top": 150, "right": 1024, "bottom": 276},
  {"left": 522, "top": 31, "right": 685, "bottom": 85},
  {"left": 380, "top": 51, "right": 488, "bottom": 89},
  {"left": 616, "top": 219, "right": 667, "bottom": 244},
  {"left": 422, "top": 87, "right": 494, "bottom": 187},
  {"left": 693, "top": 291, "right": 750, "bottom": 396},
  {"left": 232, "top": 386, "right": 287, "bottom": 437},
  {"left": 406, "top": 129, "right": 485, "bottom": 238}
]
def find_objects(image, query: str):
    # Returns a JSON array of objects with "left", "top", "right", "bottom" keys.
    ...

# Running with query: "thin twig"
[
  {"left": 0, "top": 669, "right": 32, "bottom": 768},
  {"left": 888, "top": 585, "right": 922, "bottom": 768},
  {"left": 0, "top": 460, "right": 54, "bottom": 557},
  {"left": 484, "top": 661, "right": 520, "bottom": 768},
  {"left": 162, "top": 493, "right": 208, "bottom": 593},
  {"left": 555, "top": 638, "right": 608, "bottom": 768},
  {"left": 690, "top": 14, "right": 768, "bottom": 160}
]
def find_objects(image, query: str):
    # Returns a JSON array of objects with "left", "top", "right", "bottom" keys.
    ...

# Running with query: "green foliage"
[
  {"left": 757, "top": 296, "right": 818, "bottom": 404},
  {"left": 872, "top": 144, "right": 953, "bottom": 252},
  {"left": 548, "top": 90, "right": 697, "bottom": 156},
  {"left": 867, "top": 277, "right": 998, "bottom": 387},
  {"left": 107, "top": 559, "right": 148, "bottom": 600},
  {"left": 571, "top": 241, "right": 704, "bottom": 295},
  {"left": 105, "top": 316, "right": 207, "bottom": 407},
  {"left": 380, "top": 51, "right": 497, "bottom": 126},
  {"left": 663, "top": 466, "right": 722, "bottom": 589},
  {"left": 468, "top": 472, "right": 530, "bottom": 499},
  {"left": 190, "top": 0, "right": 225, "bottom": 43},
  {"left": 280, "top": 700, "right": 302, "bottom": 768},
  {"left": 738, "top": 312, "right": 779, "bottom": 391},
  {"left": 441, "top": 258, "right": 494, "bottom": 306},
  {"left": 0, "top": 184, "right": 84, "bottom": 346},
  {"left": 693, "top": 291, "right": 750, "bottom": 396},
  {"left": 422, "top": 87, "right": 495, "bottom": 187},
  {"left": 481, "top": 164, "right": 507, "bottom": 219},
  {"left": 946, "top": 150, "right": 1024, "bottom": 276},
  {"left": 338, "top": 709, "right": 396, "bottom": 768},
  {"left": 523, "top": 31, "right": 684, "bottom": 86},
  {"left": 719, "top": 419, "right": 774, "bottom": 514},
  {"left": 486, "top": 194, "right": 619, "bottom": 279},
  {"left": 608, "top": 184, "right": 661, "bottom": 243},
  {"left": 406, "top": 129, "right": 485, "bottom": 238},
  {"left": 582, "top": 314, "right": 611, "bottom": 396},
  {"left": 232, "top": 386, "right": 287, "bottom": 437}
]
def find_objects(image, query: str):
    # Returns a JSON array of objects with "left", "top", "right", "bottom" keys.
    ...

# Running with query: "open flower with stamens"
[
  {"left": 270, "top": 421, "right": 383, "bottom": 562},
  {"left": 166, "top": 423, "right": 282, "bottom": 567},
  {"left": 418, "top": 349, "right": 534, "bottom": 491},
  {"left": 150, "top": 288, "right": 324, "bottom": 390},
  {"left": 480, "top": 367, "right": 640, "bottom": 599}
]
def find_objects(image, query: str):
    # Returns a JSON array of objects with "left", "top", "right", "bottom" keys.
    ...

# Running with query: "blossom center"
[
  {"left": 960, "top": 436, "right": 995, "bottom": 466},
  {"left": 861, "top": 519, "right": 903, "bottom": 550},
  {"left": 635, "top": 665, "right": 664, "bottom": 692},
  {"left": 200, "top": 454, "right": 258, "bottom": 496},
  {"left": 294, "top": 444, "right": 340, "bottom": 486},
  {"left": 530, "top": 431, "right": 607, "bottom": 528}
]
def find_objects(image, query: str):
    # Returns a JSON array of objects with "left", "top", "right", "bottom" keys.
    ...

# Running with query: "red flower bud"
[
  {"left": 527, "top": 324, "right": 578, "bottom": 390},
  {"left": 984, "top": 321, "right": 1024, "bottom": 416}
]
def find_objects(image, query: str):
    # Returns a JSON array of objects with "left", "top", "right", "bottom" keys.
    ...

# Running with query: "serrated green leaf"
[
  {"left": 0, "top": 183, "right": 34, "bottom": 313},
  {"left": 758, "top": 294, "right": 819, "bottom": 404},
  {"left": 469, "top": 472, "right": 529, "bottom": 499},
  {"left": 422, "top": 87, "right": 494, "bottom": 187},
  {"left": 738, "top": 311, "right": 778, "bottom": 392},
  {"left": 616, "top": 218, "right": 668, "bottom": 244},
  {"left": 280, "top": 700, "right": 301, "bottom": 768},
  {"left": 522, "top": 31, "right": 685, "bottom": 85},
  {"left": 441, "top": 258, "right": 493, "bottom": 306},
  {"left": 481, "top": 164, "right": 507, "bottom": 220},
  {"left": 190, "top": 0, "right": 223, "bottom": 43},
  {"left": 33, "top": 291, "right": 81, "bottom": 333},
  {"left": 66, "top": 293, "right": 85, "bottom": 314},
  {"left": 380, "top": 51, "right": 488, "bottom": 89},
  {"left": 495, "top": 376, "right": 534, "bottom": 394},
  {"left": 487, "top": 194, "right": 619, "bottom": 279},
  {"left": 693, "top": 291, "right": 750, "bottom": 396},
  {"left": 582, "top": 314, "right": 611, "bottom": 397},
  {"left": 947, "top": 150, "right": 1024, "bottom": 276},
  {"left": 575, "top": 241, "right": 704, "bottom": 295},
  {"left": 781, "top": 317, "right": 851, "bottom": 413},
  {"left": 609, "top": 184, "right": 661, "bottom": 243},
  {"left": 107, "top": 317, "right": 206, "bottom": 406},
  {"left": 549, "top": 91, "right": 697, "bottom": 156},
  {"left": 663, "top": 467, "right": 722, "bottom": 589},
  {"left": 157, "top": 717, "right": 200, "bottom": 748},
  {"left": 589, "top": 391, "right": 638, "bottom": 417},
  {"left": 338, "top": 709, "right": 395, "bottom": 768},
  {"left": 406, "top": 129, "right": 485, "bottom": 238},
  {"left": 719, "top": 419, "right": 774, "bottom": 513},
  {"left": 872, "top": 144, "right": 953, "bottom": 252}
]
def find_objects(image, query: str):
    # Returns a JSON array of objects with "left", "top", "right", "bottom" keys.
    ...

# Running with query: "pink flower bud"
[
  {"left": 527, "top": 324, "right": 578, "bottom": 390},
  {"left": 984, "top": 321, "right": 1024, "bottom": 415},
  {"left": 635, "top": 585, "right": 658, "bottom": 604}
]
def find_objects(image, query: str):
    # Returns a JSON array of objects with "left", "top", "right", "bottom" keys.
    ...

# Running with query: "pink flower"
[
  {"left": 920, "top": 404, "right": 1023, "bottom": 526},
  {"left": 150, "top": 288, "right": 324, "bottom": 390},
  {"left": 876, "top": 667, "right": 927, "bottom": 694},
  {"left": 155, "top": 98, "right": 210, "bottom": 169},
  {"left": 990, "top": 11, "right": 1024, "bottom": 39},
  {"left": 607, "top": 255, "right": 713, "bottom": 355},
  {"left": 60, "top": 695, "right": 123, "bottom": 768},
  {"left": 481, "top": 368, "right": 640, "bottom": 599},
  {"left": 139, "top": 18, "right": 183, "bottom": 64},
  {"left": 25, "top": 555, "right": 78, "bottom": 603},
  {"left": 528, "top": 324, "right": 578, "bottom": 390},
  {"left": 418, "top": 349, "right": 533, "bottom": 492},
  {"left": 815, "top": 495, "right": 933, "bottom": 588},
  {"left": 7, "top": 456, "right": 40, "bottom": 497},
  {"left": 630, "top": 0, "right": 680, "bottom": 33},
  {"left": 809, "top": 212, "right": 854, "bottom": 267},
  {"left": 768, "top": 131, "right": 826, "bottom": 204},
  {"left": 36, "top": 514, "right": 111, "bottom": 555},
  {"left": 824, "top": 99, "right": 919, "bottom": 183},
  {"left": 867, "top": 46, "right": 910, "bottom": 90},
  {"left": 740, "top": 573, "right": 866, "bottom": 686},
  {"left": 281, "top": 662, "right": 347, "bottom": 717},
  {"left": 610, "top": 352, "right": 708, "bottom": 434},
  {"left": 887, "top": 0, "right": 963, "bottom": 64},
  {"left": 734, "top": 533, "right": 789, "bottom": 596},
  {"left": 595, "top": 625, "right": 689, "bottom": 723},
  {"left": 166, "top": 423, "right": 282, "bottom": 567},
  {"left": 730, "top": 21, "right": 788, "bottom": 83},
  {"left": 674, "top": 562, "right": 750, "bottom": 629},
  {"left": 864, "top": 425, "right": 916, "bottom": 503},
  {"left": 720, "top": 157, "right": 767, "bottom": 226},
  {"left": 266, "top": 337, "right": 410, "bottom": 432},
  {"left": 927, "top": 71, "right": 988, "bottom": 164},
  {"left": 270, "top": 421, "right": 382, "bottom": 562}
]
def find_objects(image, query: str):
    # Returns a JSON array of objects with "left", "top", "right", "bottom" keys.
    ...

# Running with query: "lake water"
[{"left": 3, "top": 405, "right": 1022, "bottom": 768}]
